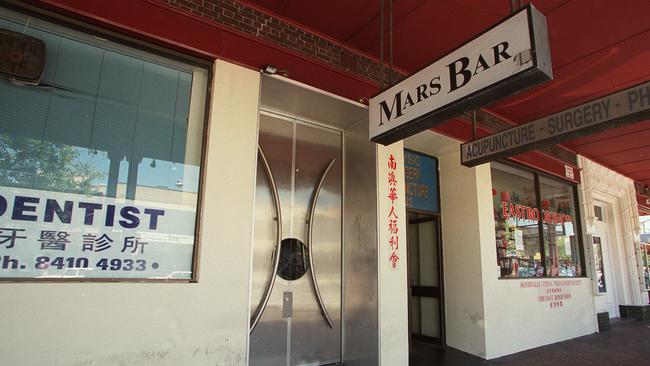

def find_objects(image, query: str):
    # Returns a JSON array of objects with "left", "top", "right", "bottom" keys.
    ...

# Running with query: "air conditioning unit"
[{"left": 0, "top": 28, "right": 45, "bottom": 84}]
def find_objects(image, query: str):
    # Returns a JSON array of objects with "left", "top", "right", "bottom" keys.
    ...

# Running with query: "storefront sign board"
[
  {"left": 462, "top": 80, "right": 650, "bottom": 166},
  {"left": 0, "top": 187, "right": 196, "bottom": 279},
  {"left": 404, "top": 150, "right": 439, "bottom": 213},
  {"left": 369, "top": 5, "right": 552, "bottom": 145}
]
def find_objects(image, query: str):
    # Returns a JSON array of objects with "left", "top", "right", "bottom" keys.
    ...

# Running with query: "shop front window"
[
  {"left": 593, "top": 236, "right": 607, "bottom": 292},
  {"left": 0, "top": 8, "right": 208, "bottom": 280},
  {"left": 539, "top": 176, "right": 580, "bottom": 277},
  {"left": 492, "top": 164, "right": 542, "bottom": 278},
  {"left": 641, "top": 219, "right": 650, "bottom": 291},
  {"left": 492, "top": 162, "right": 584, "bottom": 279},
  {"left": 642, "top": 242, "right": 650, "bottom": 291}
]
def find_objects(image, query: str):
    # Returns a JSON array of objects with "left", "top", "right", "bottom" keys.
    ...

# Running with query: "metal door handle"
[
  {"left": 250, "top": 145, "right": 283, "bottom": 333},
  {"left": 307, "top": 158, "right": 336, "bottom": 329}
]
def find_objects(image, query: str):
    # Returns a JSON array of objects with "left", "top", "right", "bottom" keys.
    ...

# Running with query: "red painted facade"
[{"left": 21, "top": 0, "right": 581, "bottom": 183}]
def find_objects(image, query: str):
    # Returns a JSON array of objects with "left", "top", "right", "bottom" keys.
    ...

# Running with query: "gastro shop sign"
[
  {"left": 461, "top": 80, "right": 650, "bottom": 166},
  {"left": 369, "top": 5, "right": 552, "bottom": 145}
]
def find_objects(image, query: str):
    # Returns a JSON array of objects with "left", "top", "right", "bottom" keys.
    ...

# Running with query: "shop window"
[
  {"left": 593, "top": 236, "right": 607, "bottom": 293},
  {"left": 492, "top": 162, "right": 584, "bottom": 279},
  {"left": 0, "top": 8, "right": 208, "bottom": 280},
  {"left": 594, "top": 205, "right": 604, "bottom": 221},
  {"left": 640, "top": 242, "right": 650, "bottom": 291},
  {"left": 277, "top": 238, "right": 310, "bottom": 281}
]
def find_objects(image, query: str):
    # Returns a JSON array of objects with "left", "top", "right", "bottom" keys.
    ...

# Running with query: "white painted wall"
[
  {"left": 439, "top": 148, "right": 489, "bottom": 358},
  {"left": 0, "top": 60, "right": 261, "bottom": 366},
  {"left": 483, "top": 278, "right": 596, "bottom": 358},
  {"left": 406, "top": 131, "right": 599, "bottom": 359},
  {"left": 376, "top": 142, "right": 410, "bottom": 366},
  {"left": 480, "top": 161, "right": 597, "bottom": 359}
]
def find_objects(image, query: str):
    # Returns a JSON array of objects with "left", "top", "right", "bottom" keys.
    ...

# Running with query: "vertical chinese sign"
[
  {"left": 377, "top": 144, "right": 409, "bottom": 366},
  {"left": 387, "top": 154, "right": 400, "bottom": 270}
]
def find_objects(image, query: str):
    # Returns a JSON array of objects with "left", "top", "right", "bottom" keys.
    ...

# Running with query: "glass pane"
[
  {"left": 539, "top": 175, "right": 581, "bottom": 277},
  {"left": 418, "top": 219, "right": 437, "bottom": 287},
  {"left": 408, "top": 213, "right": 421, "bottom": 286},
  {"left": 492, "top": 162, "right": 543, "bottom": 278},
  {"left": 642, "top": 243, "right": 649, "bottom": 291},
  {"left": 276, "top": 238, "right": 310, "bottom": 281},
  {"left": 594, "top": 205, "right": 604, "bottom": 221},
  {"left": 411, "top": 295, "right": 421, "bottom": 334},
  {"left": 0, "top": 11, "right": 206, "bottom": 280},
  {"left": 593, "top": 236, "right": 607, "bottom": 293},
  {"left": 419, "top": 296, "right": 440, "bottom": 338},
  {"left": 641, "top": 243, "right": 650, "bottom": 290}
]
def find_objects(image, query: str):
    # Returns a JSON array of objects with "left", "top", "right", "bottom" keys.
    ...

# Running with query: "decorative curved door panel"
[{"left": 250, "top": 113, "right": 342, "bottom": 366}]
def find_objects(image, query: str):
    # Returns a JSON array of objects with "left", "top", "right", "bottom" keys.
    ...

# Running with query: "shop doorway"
[
  {"left": 248, "top": 74, "right": 379, "bottom": 365},
  {"left": 593, "top": 203, "right": 620, "bottom": 318},
  {"left": 249, "top": 112, "right": 342, "bottom": 365},
  {"left": 407, "top": 212, "right": 444, "bottom": 346}
]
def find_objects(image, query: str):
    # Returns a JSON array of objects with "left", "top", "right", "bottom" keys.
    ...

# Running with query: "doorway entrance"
[
  {"left": 249, "top": 112, "right": 342, "bottom": 366},
  {"left": 407, "top": 212, "right": 444, "bottom": 346},
  {"left": 593, "top": 202, "right": 620, "bottom": 318}
]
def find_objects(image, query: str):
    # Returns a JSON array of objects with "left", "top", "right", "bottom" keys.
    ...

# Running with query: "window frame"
[
  {"left": 492, "top": 160, "right": 586, "bottom": 280},
  {"left": 641, "top": 242, "right": 650, "bottom": 291},
  {"left": 0, "top": 5, "right": 213, "bottom": 283}
]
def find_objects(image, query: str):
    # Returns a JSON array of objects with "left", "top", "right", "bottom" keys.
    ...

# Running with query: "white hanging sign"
[{"left": 369, "top": 5, "right": 552, "bottom": 145}]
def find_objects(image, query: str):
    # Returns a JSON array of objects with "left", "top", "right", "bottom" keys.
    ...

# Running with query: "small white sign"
[
  {"left": 564, "top": 240, "right": 573, "bottom": 256},
  {"left": 564, "top": 224, "right": 574, "bottom": 256},
  {"left": 514, "top": 229, "right": 524, "bottom": 251},
  {"left": 564, "top": 165, "right": 575, "bottom": 180}
]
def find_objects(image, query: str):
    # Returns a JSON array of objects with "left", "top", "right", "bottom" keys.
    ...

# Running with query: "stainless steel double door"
[{"left": 250, "top": 113, "right": 342, "bottom": 366}]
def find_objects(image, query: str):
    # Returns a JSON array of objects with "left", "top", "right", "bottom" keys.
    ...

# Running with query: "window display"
[
  {"left": 539, "top": 176, "right": 581, "bottom": 277},
  {"left": 492, "top": 164, "right": 542, "bottom": 278},
  {"left": 0, "top": 9, "right": 208, "bottom": 280},
  {"left": 492, "top": 162, "right": 583, "bottom": 279},
  {"left": 593, "top": 236, "right": 607, "bottom": 292},
  {"left": 642, "top": 242, "right": 650, "bottom": 291}
]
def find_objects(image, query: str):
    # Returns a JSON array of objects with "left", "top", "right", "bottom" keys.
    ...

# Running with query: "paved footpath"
[{"left": 410, "top": 319, "right": 650, "bottom": 366}]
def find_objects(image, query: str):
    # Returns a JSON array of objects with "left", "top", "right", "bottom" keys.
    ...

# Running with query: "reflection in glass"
[
  {"left": 277, "top": 238, "right": 310, "bottom": 281},
  {"left": 642, "top": 243, "right": 650, "bottom": 291},
  {"left": 0, "top": 135, "right": 104, "bottom": 195},
  {"left": 539, "top": 176, "right": 581, "bottom": 277},
  {"left": 0, "top": 11, "right": 207, "bottom": 280},
  {"left": 593, "top": 236, "right": 607, "bottom": 293},
  {"left": 491, "top": 162, "right": 583, "bottom": 278},
  {"left": 0, "top": 17, "right": 201, "bottom": 204},
  {"left": 492, "top": 163, "right": 543, "bottom": 278}
]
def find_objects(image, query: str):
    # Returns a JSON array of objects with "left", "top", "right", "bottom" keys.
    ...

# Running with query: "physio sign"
[
  {"left": 461, "top": 80, "right": 650, "bottom": 166},
  {"left": 404, "top": 150, "right": 439, "bottom": 213},
  {"left": 369, "top": 5, "right": 552, "bottom": 145},
  {"left": 0, "top": 187, "right": 196, "bottom": 280}
]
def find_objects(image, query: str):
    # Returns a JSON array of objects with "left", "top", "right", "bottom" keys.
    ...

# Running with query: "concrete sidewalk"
[{"left": 410, "top": 319, "right": 650, "bottom": 365}]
